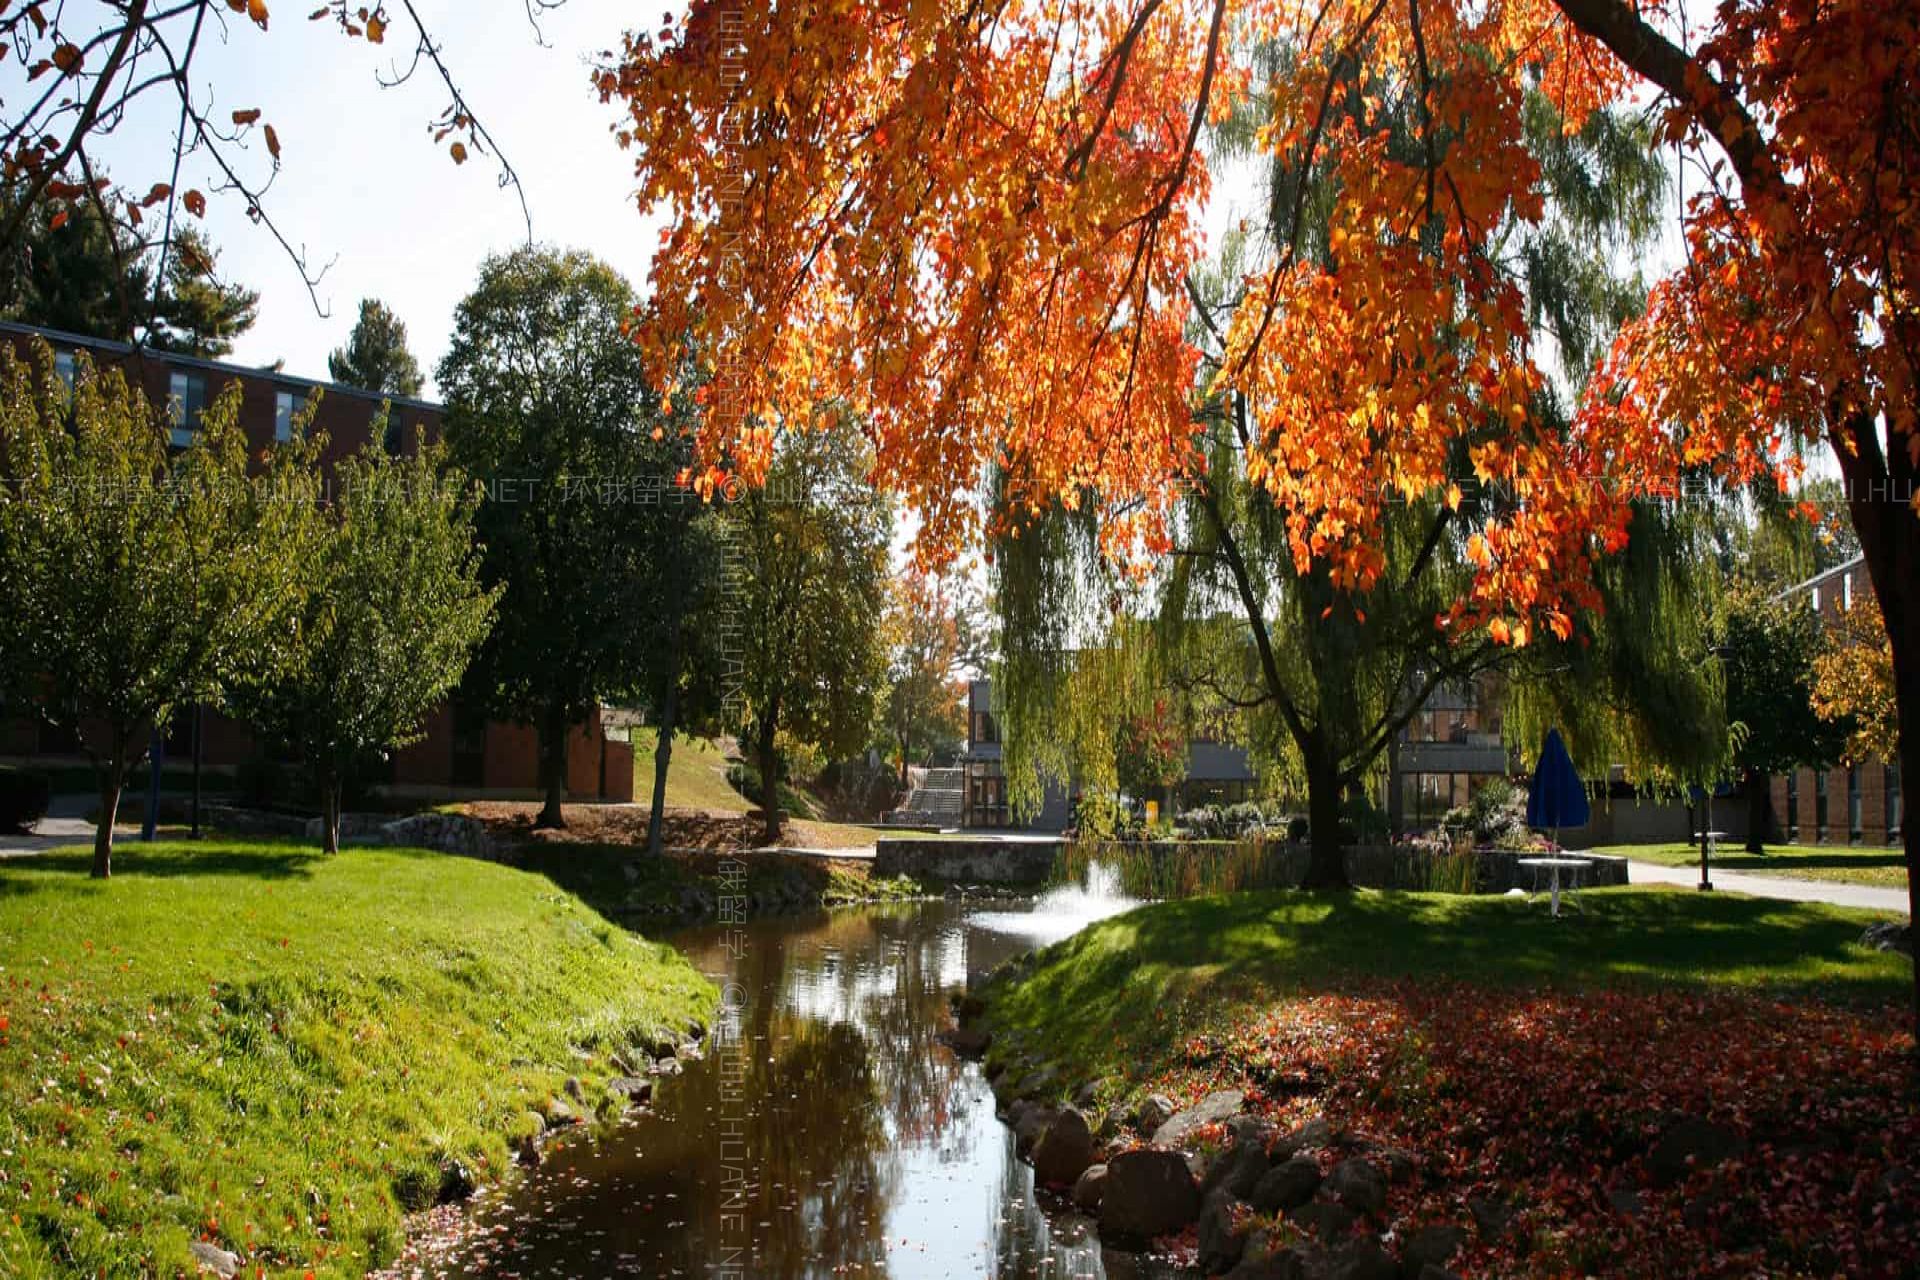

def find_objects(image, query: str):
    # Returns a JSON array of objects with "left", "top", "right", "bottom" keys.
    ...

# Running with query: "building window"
[
  {"left": 168, "top": 371, "right": 207, "bottom": 445},
  {"left": 1814, "top": 771, "right": 1828, "bottom": 842},
  {"left": 378, "top": 406, "right": 405, "bottom": 453},
  {"left": 274, "top": 390, "right": 296, "bottom": 443},
  {"left": 54, "top": 349, "right": 76, "bottom": 389},
  {"left": 1842, "top": 572, "right": 1854, "bottom": 611},
  {"left": 971, "top": 709, "right": 998, "bottom": 746},
  {"left": 1889, "top": 766, "right": 1903, "bottom": 843},
  {"left": 1848, "top": 766, "right": 1863, "bottom": 844},
  {"left": 1785, "top": 772, "right": 1798, "bottom": 842}
]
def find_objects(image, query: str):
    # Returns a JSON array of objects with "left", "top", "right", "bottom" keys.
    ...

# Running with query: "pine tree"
[
  {"left": 145, "top": 228, "right": 259, "bottom": 359},
  {"left": 328, "top": 298, "right": 424, "bottom": 397}
]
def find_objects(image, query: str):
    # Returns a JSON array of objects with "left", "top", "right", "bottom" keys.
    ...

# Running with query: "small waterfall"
[{"left": 970, "top": 858, "right": 1137, "bottom": 941}]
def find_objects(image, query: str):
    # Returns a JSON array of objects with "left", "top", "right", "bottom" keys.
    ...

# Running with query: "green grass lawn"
[
  {"left": 626, "top": 728, "right": 748, "bottom": 813},
  {"left": 0, "top": 841, "right": 716, "bottom": 1279},
  {"left": 1597, "top": 840, "right": 1911, "bottom": 890},
  {"left": 983, "top": 886, "right": 1912, "bottom": 1087}
]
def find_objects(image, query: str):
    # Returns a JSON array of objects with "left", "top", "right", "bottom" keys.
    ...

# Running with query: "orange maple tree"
[{"left": 604, "top": 0, "right": 1917, "bottom": 1001}]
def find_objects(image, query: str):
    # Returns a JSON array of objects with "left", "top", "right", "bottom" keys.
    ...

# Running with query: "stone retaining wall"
[{"left": 873, "top": 838, "right": 1064, "bottom": 884}]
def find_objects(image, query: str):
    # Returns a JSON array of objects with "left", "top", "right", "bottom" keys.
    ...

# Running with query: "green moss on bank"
[{"left": 0, "top": 841, "right": 716, "bottom": 1278}]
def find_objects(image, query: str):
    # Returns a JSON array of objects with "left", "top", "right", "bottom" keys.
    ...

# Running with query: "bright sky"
[{"left": 30, "top": 2, "right": 671, "bottom": 397}]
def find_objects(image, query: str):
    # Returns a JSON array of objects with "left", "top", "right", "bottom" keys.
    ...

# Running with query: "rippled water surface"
[{"left": 429, "top": 876, "right": 1159, "bottom": 1278}]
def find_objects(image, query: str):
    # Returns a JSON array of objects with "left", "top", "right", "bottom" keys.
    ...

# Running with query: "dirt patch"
[{"left": 461, "top": 801, "right": 879, "bottom": 852}]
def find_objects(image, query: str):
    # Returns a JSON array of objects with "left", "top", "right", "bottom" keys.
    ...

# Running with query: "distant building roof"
[
  {"left": 1773, "top": 554, "right": 1866, "bottom": 603},
  {"left": 0, "top": 318, "right": 444, "bottom": 414}
]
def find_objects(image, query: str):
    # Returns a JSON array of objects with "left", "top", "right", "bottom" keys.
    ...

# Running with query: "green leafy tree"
[
  {"left": 733, "top": 429, "right": 891, "bottom": 840},
  {"left": 145, "top": 227, "right": 258, "bottom": 359},
  {"left": 438, "top": 246, "right": 673, "bottom": 828},
  {"left": 0, "top": 342, "right": 309, "bottom": 876},
  {"left": 636, "top": 425, "right": 732, "bottom": 857},
  {"left": 878, "top": 573, "right": 969, "bottom": 789},
  {"left": 328, "top": 298, "right": 425, "bottom": 398},
  {"left": 0, "top": 188, "right": 148, "bottom": 340},
  {"left": 1812, "top": 593, "right": 1899, "bottom": 770},
  {"left": 1115, "top": 696, "right": 1187, "bottom": 813},
  {"left": 1721, "top": 585, "right": 1852, "bottom": 852},
  {"left": 231, "top": 416, "right": 497, "bottom": 853}
]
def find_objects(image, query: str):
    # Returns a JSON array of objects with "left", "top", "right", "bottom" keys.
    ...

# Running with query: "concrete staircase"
[{"left": 892, "top": 766, "right": 964, "bottom": 826}]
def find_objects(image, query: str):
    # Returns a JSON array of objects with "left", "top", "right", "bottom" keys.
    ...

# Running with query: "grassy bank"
[
  {"left": 625, "top": 729, "right": 746, "bottom": 813},
  {"left": 1597, "top": 840, "right": 1910, "bottom": 889},
  {"left": 0, "top": 841, "right": 717, "bottom": 1279},
  {"left": 983, "top": 887, "right": 1916, "bottom": 1277}
]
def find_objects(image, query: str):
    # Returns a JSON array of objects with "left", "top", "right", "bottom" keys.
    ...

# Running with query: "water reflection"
[{"left": 431, "top": 880, "right": 1144, "bottom": 1278}]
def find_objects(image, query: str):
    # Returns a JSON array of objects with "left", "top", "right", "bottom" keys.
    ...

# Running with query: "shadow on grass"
[{"left": 0, "top": 840, "right": 332, "bottom": 896}]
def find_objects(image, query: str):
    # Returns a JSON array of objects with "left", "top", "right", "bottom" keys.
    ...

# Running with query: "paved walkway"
[{"left": 1628, "top": 859, "right": 1910, "bottom": 915}]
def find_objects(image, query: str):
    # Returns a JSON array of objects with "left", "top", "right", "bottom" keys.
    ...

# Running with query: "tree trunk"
[
  {"left": 92, "top": 751, "right": 125, "bottom": 879},
  {"left": 535, "top": 704, "right": 568, "bottom": 830},
  {"left": 1301, "top": 741, "right": 1349, "bottom": 889},
  {"left": 758, "top": 714, "right": 782, "bottom": 844},
  {"left": 1745, "top": 769, "right": 1771, "bottom": 854},
  {"left": 897, "top": 728, "right": 910, "bottom": 792},
  {"left": 647, "top": 678, "right": 679, "bottom": 858},
  {"left": 321, "top": 773, "right": 343, "bottom": 855}
]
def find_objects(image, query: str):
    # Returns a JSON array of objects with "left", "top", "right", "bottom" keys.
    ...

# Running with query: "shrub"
[
  {"left": 1468, "top": 777, "right": 1529, "bottom": 844},
  {"left": 0, "top": 767, "right": 51, "bottom": 833},
  {"left": 1181, "top": 801, "right": 1283, "bottom": 840},
  {"left": 1072, "top": 792, "right": 1144, "bottom": 841},
  {"left": 1338, "top": 791, "right": 1390, "bottom": 843}
]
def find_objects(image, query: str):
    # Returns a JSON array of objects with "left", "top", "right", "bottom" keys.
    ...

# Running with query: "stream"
[{"left": 426, "top": 867, "right": 1166, "bottom": 1278}]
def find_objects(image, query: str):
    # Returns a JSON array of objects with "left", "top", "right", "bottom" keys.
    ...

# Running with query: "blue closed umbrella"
[{"left": 1526, "top": 728, "right": 1590, "bottom": 846}]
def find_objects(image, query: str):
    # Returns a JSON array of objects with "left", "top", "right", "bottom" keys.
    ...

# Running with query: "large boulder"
[
  {"left": 1647, "top": 1116, "right": 1749, "bottom": 1188},
  {"left": 1321, "top": 1238, "right": 1399, "bottom": 1280},
  {"left": 1202, "top": 1135, "right": 1272, "bottom": 1200},
  {"left": 1152, "top": 1090, "right": 1247, "bottom": 1148},
  {"left": 1286, "top": 1199, "right": 1355, "bottom": 1242},
  {"left": 1073, "top": 1163, "right": 1109, "bottom": 1211},
  {"left": 1325, "top": 1157, "right": 1388, "bottom": 1216},
  {"left": 1249, "top": 1157, "right": 1322, "bottom": 1214},
  {"left": 1100, "top": 1147, "right": 1202, "bottom": 1243},
  {"left": 1401, "top": 1225, "right": 1465, "bottom": 1276},
  {"left": 943, "top": 1024, "right": 992, "bottom": 1057},
  {"left": 1197, "top": 1188, "right": 1253, "bottom": 1274},
  {"left": 1134, "top": 1093, "right": 1178, "bottom": 1136},
  {"left": 1033, "top": 1107, "right": 1098, "bottom": 1187},
  {"left": 1271, "top": 1117, "right": 1336, "bottom": 1160},
  {"left": 1015, "top": 1104, "right": 1059, "bottom": 1158}
]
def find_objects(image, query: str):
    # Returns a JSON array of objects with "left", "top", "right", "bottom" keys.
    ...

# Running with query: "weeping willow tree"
[
  {"left": 1145, "top": 48, "right": 1676, "bottom": 885},
  {"left": 987, "top": 478, "right": 1165, "bottom": 834},
  {"left": 1504, "top": 494, "right": 1734, "bottom": 798}
]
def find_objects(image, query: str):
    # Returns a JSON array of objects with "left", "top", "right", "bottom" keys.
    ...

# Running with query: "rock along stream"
[{"left": 424, "top": 867, "right": 1172, "bottom": 1278}]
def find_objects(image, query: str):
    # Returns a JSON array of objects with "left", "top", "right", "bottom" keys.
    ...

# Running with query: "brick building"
[
  {"left": 1768, "top": 555, "right": 1902, "bottom": 846},
  {"left": 0, "top": 320, "right": 632, "bottom": 802}
]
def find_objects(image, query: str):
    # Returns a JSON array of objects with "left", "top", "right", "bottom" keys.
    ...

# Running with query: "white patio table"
[{"left": 1517, "top": 856, "right": 1591, "bottom": 918}]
